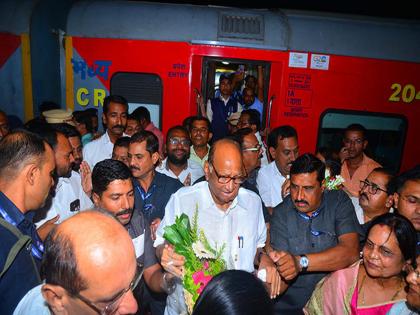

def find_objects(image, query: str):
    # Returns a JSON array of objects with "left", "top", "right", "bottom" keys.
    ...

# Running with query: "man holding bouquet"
[{"left": 154, "top": 139, "right": 282, "bottom": 315}]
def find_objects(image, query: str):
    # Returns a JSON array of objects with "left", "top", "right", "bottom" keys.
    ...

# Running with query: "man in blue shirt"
[
  {"left": 0, "top": 130, "right": 56, "bottom": 314},
  {"left": 242, "top": 87, "right": 263, "bottom": 120}
]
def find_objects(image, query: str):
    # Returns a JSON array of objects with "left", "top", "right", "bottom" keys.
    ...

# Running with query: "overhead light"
[{"left": 222, "top": 61, "right": 229, "bottom": 65}]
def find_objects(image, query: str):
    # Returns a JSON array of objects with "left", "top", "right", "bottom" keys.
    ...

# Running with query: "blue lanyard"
[
  {"left": 136, "top": 184, "right": 156, "bottom": 215},
  {"left": 296, "top": 208, "right": 325, "bottom": 237},
  {"left": 0, "top": 205, "right": 44, "bottom": 260}
]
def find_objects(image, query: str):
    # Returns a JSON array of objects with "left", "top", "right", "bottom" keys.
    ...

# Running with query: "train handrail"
[{"left": 266, "top": 95, "right": 276, "bottom": 130}]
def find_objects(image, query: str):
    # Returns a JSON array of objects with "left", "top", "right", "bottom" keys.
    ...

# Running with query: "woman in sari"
[{"left": 304, "top": 213, "right": 417, "bottom": 315}]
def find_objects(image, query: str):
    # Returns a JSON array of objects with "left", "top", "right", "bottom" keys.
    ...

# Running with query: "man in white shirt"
[
  {"left": 189, "top": 116, "right": 212, "bottom": 168},
  {"left": 154, "top": 139, "right": 273, "bottom": 315},
  {"left": 237, "top": 109, "right": 268, "bottom": 167},
  {"left": 352, "top": 168, "right": 394, "bottom": 227},
  {"left": 257, "top": 125, "right": 299, "bottom": 214},
  {"left": 83, "top": 95, "right": 128, "bottom": 169},
  {"left": 156, "top": 126, "right": 204, "bottom": 186},
  {"left": 30, "top": 127, "right": 92, "bottom": 239}
]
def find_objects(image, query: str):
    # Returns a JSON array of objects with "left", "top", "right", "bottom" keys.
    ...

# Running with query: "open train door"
[{"left": 198, "top": 57, "right": 272, "bottom": 128}]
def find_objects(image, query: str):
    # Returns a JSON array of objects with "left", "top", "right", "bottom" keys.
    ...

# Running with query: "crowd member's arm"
[
  {"left": 281, "top": 178, "right": 290, "bottom": 199},
  {"left": 257, "top": 249, "right": 288, "bottom": 298},
  {"left": 271, "top": 191, "right": 360, "bottom": 280},
  {"left": 206, "top": 100, "right": 213, "bottom": 122},
  {"left": 257, "top": 65, "right": 264, "bottom": 101},
  {"left": 37, "top": 215, "right": 59, "bottom": 241},
  {"left": 271, "top": 233, "right": 359, "bottom": 281},
  {"left": 156, "top": 243, "right": 185, "bottom": 278},
  {"left": 79, "top": 161, "right": 92, "bottom": 198},
  {"left": 254, "top": 201, "right": 286, "bottom": 298},
  {"left": 154, "top": 194, "right": 185, "bottom": 278}
]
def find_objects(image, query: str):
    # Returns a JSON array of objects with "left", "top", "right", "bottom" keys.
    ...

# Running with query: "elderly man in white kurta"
[{"left": 154, "top": 139, "right": 267, "bottom": 315}]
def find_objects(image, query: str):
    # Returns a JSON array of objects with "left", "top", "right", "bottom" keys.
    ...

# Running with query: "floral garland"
[
  {"left": 323, "top": 168, "right": 345, "bottom": 190},
  {"left": 163, "top": 207, "right": 226, "bottom": 314}
]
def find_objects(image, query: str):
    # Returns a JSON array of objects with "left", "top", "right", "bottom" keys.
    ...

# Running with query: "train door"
[{"left": 200, "top": 57, "right": 271, "bottom": 128}]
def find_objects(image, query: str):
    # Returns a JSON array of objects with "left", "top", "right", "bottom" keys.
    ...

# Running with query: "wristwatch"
[{"left": 299, "top": 255, "right": 309, "bottom": 273}]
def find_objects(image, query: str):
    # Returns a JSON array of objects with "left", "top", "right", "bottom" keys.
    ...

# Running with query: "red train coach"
[{"left": 2, "top": 1, "right": 420, "bottom": 172}]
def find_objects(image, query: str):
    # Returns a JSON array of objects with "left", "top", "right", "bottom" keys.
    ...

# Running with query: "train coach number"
[{"left": 389, "top": 83, "right": 420, "bottom": 103}]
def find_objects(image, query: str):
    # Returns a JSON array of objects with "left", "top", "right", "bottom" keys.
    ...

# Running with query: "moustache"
[
  {"left": 294, "top": 199, "right": 308, "bottom": 205},
  {"left": 130, "top": 166, "right": 141, "bottom": 172},
  {"left": 112, "top": 125, "right": 124, "bottom": 130},
  {"left": 115, "top": 208, "right": 133, "bottom": 217}
]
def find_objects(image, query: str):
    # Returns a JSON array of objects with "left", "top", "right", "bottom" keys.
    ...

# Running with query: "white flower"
[
  {"left": 325, "top": 168, "right": 331, "bottom": 179},
  {"left": 192, "top": 241, "right": 216, "bottom": 259},
  {"left": 325, "top": 175, "right": 345, "bottom": 190}
]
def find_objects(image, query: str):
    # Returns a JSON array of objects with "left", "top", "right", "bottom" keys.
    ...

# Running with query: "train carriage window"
[
  {"left": 110, "top": 72, "right": 163, "bottom": 128},
  {"left": 201, "top": 58, "right": 270, "bottom": 125},
  {"left": 317, "top": 110, "right": 407, "bottom": 173}
]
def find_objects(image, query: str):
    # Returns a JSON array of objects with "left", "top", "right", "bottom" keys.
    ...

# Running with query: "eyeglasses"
[
  {"left": 168, "top": 137, "right": 190, "bottom": 146},
  {"left": 74, "top": 265, "right": 143, "bottom": 315},
  {"left": 210, "top": 162, "right": 247, "bottom": 184},
  {"left": 242, "top": 144, "right": 262, "bottom": 153},
  {"left": 359, "top": 180, "right": 387, "bottom": 195},
  {"left": 399, "top": 194, "right": 420, "bottom": 205}
]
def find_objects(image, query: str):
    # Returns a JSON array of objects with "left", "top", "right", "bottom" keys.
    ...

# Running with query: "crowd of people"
[{"left": 0, "top": 83, "right": 419, "bottom": 315}]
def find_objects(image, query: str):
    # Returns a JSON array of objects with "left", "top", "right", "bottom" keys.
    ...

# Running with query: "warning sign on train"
[{"left": 284, "top": 73, "right": 313, "bottom": 118}]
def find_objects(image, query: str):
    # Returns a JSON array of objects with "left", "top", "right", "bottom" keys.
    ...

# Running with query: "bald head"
[
  {"left": 43, "top": 211, "right": 136, "bottom": 295},
  {"left": 208, "top": 138, "right": 242, "bottom": 165}
]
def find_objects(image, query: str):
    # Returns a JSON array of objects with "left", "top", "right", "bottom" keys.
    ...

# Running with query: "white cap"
[
  {"left": 42, "top": 109, "right": 75, "bottom": 126},
  {"left": 227, "top": 112, "right": 241, "bottom": 126}
]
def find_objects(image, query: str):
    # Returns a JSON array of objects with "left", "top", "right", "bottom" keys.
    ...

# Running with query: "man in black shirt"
[{"left": 269, "top": 153, "right": 361, "bottom": 314}]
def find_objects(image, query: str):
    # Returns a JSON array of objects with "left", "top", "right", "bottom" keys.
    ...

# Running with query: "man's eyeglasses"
[
  {"left": 74, "top": 265, "right": 143, "bottom": 315},
  {"left": 360, "top": 180, "right": 387, "bottom": 195},
  {"left": 242, "top": 144, "right": 262, "bottom": 153},
  {"left": 168, "top": 137, "right": 190, "bottom": 146},
  {"left": 210, "top": 162, "right": 247, "bottom": 184}
]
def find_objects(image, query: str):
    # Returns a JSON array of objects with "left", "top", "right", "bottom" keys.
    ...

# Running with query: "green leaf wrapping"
[
  {"left": 175, "top": 214, "right": 192, "bottom": 246},
  {"left": 163, "top": 225, "right": 184, "bottom": 246}
]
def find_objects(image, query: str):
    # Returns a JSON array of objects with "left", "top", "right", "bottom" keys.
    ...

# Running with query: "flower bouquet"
[
  {"left": 163, "top": 209, "right": 226, "bottom": 314},
  {"left": 323, "top": 168, "right": 345, "bottom": 190}
]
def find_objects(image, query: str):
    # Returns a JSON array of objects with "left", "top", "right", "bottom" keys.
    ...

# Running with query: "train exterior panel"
[
  {"left": 67, "top": 35, "right": 420, "bottom": 171},
  {"left": 1, "top": 1, "right": 419, "bottom": 172}
]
